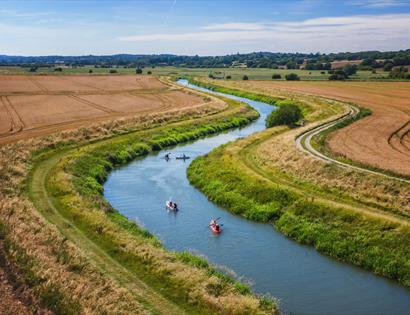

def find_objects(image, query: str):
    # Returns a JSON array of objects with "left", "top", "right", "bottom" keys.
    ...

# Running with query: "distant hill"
[{"left": 0, "top": 50, "right": 409, "bottom": 69}]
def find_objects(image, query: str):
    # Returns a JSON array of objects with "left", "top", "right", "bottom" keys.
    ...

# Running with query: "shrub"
[
  {"left": 343, "top": 64, "right": 358, "bottom": 76},
  {"left": 136, "top": 68, "right": 142, "bottom": 74},
  {"left": 54, "top": 67, "right": 63, "bottom": 72},
  {"left": 242, "top": 75, "right": 249, "bottom": 80},
  {"left": 109, "top": 69, "right": 117, "bottom": 73},
  {"left": 321, "top": 71, "right": 326, "bottom": 74},
  {"left": 285, "top": 73, "right": 300, "bottom": 81},
  {"left": 88, "top": 69, "right": 93, "bottom": 73},
  {"left": 272, "top": 74, "right": 281, "bottom": 79},
  {"left": 265, "top": 103, "right": 303, "bottom": 127},
  {"left": 329, "top": 73, "right": 347, "bottom": 80},
  {"left": 226, "top": 75, "right": 231, "bottom": 79},
  {"left": 208, "top": 73, "right": 214, "bottom": 79},
  {"left": 147, "top": 71, "right": 152, "bottom": 74}
]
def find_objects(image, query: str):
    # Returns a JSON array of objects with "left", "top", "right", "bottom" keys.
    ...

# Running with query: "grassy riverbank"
[
  {"left": 0, "top": 78, "right": 276, "bottom": 315},
  {"left": 26, "top": 97, "right": 276, "bottom": 313},
  {"left": 186, "top": 81, "right": 410, "bottom": 287}
]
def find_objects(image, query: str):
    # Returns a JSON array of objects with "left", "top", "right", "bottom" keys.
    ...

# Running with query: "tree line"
[{"left": 1, "top": 50, "right": 409, "bottom": 69}]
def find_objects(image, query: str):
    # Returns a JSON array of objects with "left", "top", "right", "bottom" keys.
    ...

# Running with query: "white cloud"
[{"left": 118, "top": 14, "right": 410, "bottom": 49}]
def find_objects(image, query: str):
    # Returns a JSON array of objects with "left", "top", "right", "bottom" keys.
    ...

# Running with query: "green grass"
[
  {"left": 0, "top": 65, "right": 392, "bottom": 81},
  {"left": 27, "top": 97, "right": 276, "bottom": 314},
  {"left": 187, "top": 143, "right": 410, "bottom": 287}
]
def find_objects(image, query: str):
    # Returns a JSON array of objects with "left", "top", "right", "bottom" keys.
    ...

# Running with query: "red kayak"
[{"left": 210, "top": 224, "right": 221, "bottom": 234}]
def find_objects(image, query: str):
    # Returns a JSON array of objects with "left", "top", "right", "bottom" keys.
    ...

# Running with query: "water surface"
[{"left": 104, "top": 79, "right": 410, "bottom": 315}]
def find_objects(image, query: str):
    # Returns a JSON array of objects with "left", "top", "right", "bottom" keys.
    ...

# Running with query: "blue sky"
[{"left": 1, "top": 0, "right": 409, "bottom": 56}]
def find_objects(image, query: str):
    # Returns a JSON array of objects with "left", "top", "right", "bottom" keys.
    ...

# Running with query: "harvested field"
[
  {"left": 0, "top": 75, "right": 204, "bottom": 144},
  {"left": 205, "top": 80, "right": 410, "bottom": 176}
]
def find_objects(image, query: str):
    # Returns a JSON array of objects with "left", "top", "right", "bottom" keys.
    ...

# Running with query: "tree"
[
  {"left": 343, "top": 64, "right": 357, "bottom": 76},
  {"left": 136, "top": 68, "right": 143, "bottom": 74},
  {"left": 383, "top": 62, "right": 394, "bottom": 71},
  {"left": 285, "top": 73, "right": 300, "bottom": 81},
  {"left": 109, "top": 69, "right": 118, "bottom": 73},
  {"left": 389, "top": 67, "right": 410, "bottom": 79},
  {"left": 54, "top": 67, "right": 63, "bottom": 72},
  {"left": 266, "top": 102, "right": 303, "bottom": 128},
  {"left": 272, "top": 74, "right": 281, "bottom": 79},
  {"left": 242, "top": 75, "right": 249, "bottom": 80},
  {"left": 226, "top": 75, "right": 232, "bottom": 79},
  {"left": 147, "top": 71, "right": 152, "bottom": 74},
  {"left": 88, "top": 69, "right": 93, "bottom": 73}
]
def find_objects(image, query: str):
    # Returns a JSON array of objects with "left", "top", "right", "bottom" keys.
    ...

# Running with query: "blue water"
[{"left": 104, "top": 79, "right": 410, "bottom": 315}]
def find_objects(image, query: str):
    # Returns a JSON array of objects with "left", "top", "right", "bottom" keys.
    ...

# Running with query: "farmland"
[
  {"left": 196, "top": 79, "right": 410, "bottom": 176},
  {"left": 0, "top": 75, "right": 203, "bottom": 144},
  {"left": 0, "top": 65, "right": 392, "bottom": 81}
]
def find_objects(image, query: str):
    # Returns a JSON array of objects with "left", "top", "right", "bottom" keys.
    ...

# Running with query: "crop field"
[
  {"left": 198, "top": 79, "right": 410, "bottom": 176},
  {"left": 0, "top": 75, "right": 203, "bottom": 144}
]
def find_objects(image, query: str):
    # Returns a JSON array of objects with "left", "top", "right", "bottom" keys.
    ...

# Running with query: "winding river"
[{"left": 104, "top": 79, "right": 410, "bottom": 315}]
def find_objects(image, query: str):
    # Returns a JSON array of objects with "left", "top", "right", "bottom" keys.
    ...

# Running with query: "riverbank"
[
  {"left": 187, "top": 79, "right": 410, "bottom": 287},
  {"left": 0, "top": 77, "right": 276, "bottom": 314}
]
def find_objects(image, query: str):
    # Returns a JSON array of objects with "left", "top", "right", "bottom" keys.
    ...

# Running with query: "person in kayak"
[
  {"left": 165, "top": 153, "right": 170, "bottom": 160},
  {"left": 173, "top": 202, "right": 178, "bottom": 210},
  {"left": 209, "top": 219, "right": 217, "bottom": 226}
]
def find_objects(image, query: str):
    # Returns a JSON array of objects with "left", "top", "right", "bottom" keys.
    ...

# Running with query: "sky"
[{"left": 0, "top": 0, "right": 409, "bottom": 56}]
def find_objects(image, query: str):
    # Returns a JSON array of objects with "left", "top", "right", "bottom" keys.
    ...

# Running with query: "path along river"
[{"left": 104, "top": 79, "right": 410, "bottom": 315}]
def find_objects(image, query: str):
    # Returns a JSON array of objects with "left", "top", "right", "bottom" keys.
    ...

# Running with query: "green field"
[{"left": 0, "top": 65, "right": 390, "bottom": 80}]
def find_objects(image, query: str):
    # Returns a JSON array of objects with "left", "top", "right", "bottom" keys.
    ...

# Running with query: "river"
[{"left": 103, "top": 79, "right": 410, "bottom": 315}]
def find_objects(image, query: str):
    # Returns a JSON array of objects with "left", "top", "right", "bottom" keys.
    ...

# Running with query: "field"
[
  {"left": 186, "top": 79, "right": 410, "bottom": 287},
  {"left": 0, "top": 65, "right": 390, "bottom": 81},
  {"left": 0, "top": 75, "right": 203, "bottom": 144},
  {"left": 197, "top": 79, "right": 410, "bottom": 176}
]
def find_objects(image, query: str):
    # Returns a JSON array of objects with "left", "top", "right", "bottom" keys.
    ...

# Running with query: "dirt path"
[
  {"left": 29, "top": 148, "right": 187, "bottom": 315},
  {"left": 239, "top": 129, "right": 410, "bottom": 226},
  {"left": 295, "top": 105, "right": 410, "bottom": 184},
  {"left": 207, "top": 80, "right": 410, "bottom": 176}
]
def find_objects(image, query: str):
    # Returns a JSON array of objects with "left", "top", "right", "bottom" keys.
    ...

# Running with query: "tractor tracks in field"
[{"left": 0, "top": 96, "right": 25, "bottom": 135}]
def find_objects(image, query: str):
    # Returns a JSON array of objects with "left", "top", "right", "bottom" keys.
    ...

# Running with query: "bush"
[
  {"left": 242, "top": 75, "right": 249, "bottom": 80},
  {"left": 272, "top": 74, "right": 281, "bottom": 80},
  {"left": 329, "top": 73, "right": 347, "bottom": 80},
  {"left": 226, "top": 75, "right": 231, "bottom": 79},
  {"left": 208, "top": 74, "right": 214, "bottom": 79},
  {"left": 147, "top": 71, "right": 152, "bottom": 74},
  {"left": 320, "top": 71, "right": 326, "bottom": 74},
  {"left": 265, "top": 103, "right": 303, "bottom": 127},
  {"left": 343, "top": 64, "right": 358, "bottom": 76},
  {"left": 54, "top": 67, "right": 63, "bottom": 72},
  {"left": 136, "top": 68, "right": 142, "bottom": 74},
  {"left": 109, "top": 69, "right": 117, "bottom": 73},
  {"left": 88, "top": 69, "right": 93, "bottom": 73},
  {"left": 285, "top": 73, "right": 300, "bottom": 81}
]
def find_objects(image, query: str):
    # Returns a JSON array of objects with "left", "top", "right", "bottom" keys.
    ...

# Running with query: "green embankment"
[
  {"left": 185, "top": 85, "right": 410, "bottom": 287},
  {"left": 28, "top": 97, "right": 276, "bottom": 314}
]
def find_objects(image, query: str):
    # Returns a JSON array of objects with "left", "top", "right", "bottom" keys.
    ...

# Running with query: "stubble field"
[
  {"left": 0, "top": 75, "right": 203, "bottom": 144},
  {"left": 203, "top": 79, "right": 410, "bottom": 176}
]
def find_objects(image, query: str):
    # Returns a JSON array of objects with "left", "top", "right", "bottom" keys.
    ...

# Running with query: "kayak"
[
  {"left": 210, "top": 224, "right": 221, "bottom": 234},
  {"left": 165, "top": 201, "right": 178, "bottom": 211},
  {"left": 176, "top": 156, "right": 190, "bottom": 160}
]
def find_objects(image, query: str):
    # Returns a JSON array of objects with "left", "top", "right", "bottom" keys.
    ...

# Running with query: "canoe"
[
  {"left": 165, "top": 201, "right": 178, "bottom": 211},
  {"left": 210, "top": 224, "right": 221, "bottom": 234}
]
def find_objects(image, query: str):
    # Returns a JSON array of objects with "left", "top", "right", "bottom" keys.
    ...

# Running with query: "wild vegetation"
[
  {"left": 187, "top": 79, "right": 410, "bottom": 287},
  {"left": 0, "top": 79, "right": 276, "bottom": 314}
]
